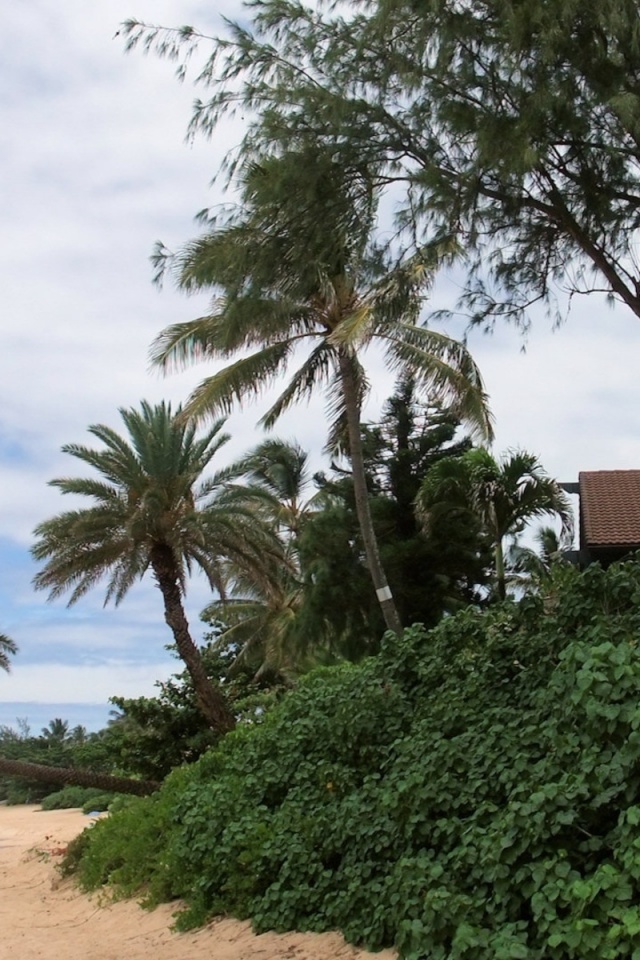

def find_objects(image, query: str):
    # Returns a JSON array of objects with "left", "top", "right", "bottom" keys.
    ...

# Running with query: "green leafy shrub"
[
  {"left": 68, "top": 561, "right": 640, "bottom": 958},
  {"left": 4, "top": 782, "right": 36, "bottom": 805},
  {"left": 80, "top": 792, "right": 119, "bottom": 814},
  {"left": 41, "top": 786, "right": 111, "bottom": 811}
]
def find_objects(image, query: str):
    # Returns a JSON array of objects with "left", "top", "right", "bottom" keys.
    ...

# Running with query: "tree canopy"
[
  {"left": 417, "top": 448, "right": 574, "bottom": 600},
  {"left": 123, "top": 0, "right": 640, "bottom": 328},
  {"left": 150, "top": 147, "right": 491, "bottom": 634}
]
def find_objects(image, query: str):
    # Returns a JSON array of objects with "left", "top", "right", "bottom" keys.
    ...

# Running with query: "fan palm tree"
[
  {"left": 151, "top": 149, "right": 493, "bottom": 634},
  {"left": 417, "top": 449, "right": 574, "bottom": 600},
  {"left": 31, "top": 401, "right": 281, "bottom": 732},
  {"left": 0, "top": 633, "right": 18, "bottom": 672}
]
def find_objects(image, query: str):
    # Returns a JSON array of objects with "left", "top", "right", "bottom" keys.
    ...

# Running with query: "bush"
[
  {"left": 81, "top": 793, "right": 118, "bottom": 814},
  {"left": 41, "top": 786, "right": 110, "bottom": 811},
  {"left": 67, "top": 561, "right": 640, "bottom": 959}
]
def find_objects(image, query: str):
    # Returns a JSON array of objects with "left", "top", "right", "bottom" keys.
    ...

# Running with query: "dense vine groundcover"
[{"left": 66, "top": 561, "right": 640, "bottom": 959}]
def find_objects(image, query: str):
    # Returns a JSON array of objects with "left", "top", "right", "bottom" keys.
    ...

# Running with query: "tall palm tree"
[
  {"left": 417, "top": 449, "right": 574, "bottom": 601},
  {"left": 31, "top": 401, "right": 280, "bottom": 732},
  {"left": 0, "top": 633, "right": 18, "bottom": 672},
  {"left": 151, "top": 149, "right": 493, "bottom": 634}
]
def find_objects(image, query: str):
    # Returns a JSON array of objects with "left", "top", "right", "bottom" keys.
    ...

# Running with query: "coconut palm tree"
[
  {"left": 151, "top": 149, "right": 493, "bottom": 634},
  {"left": 0, "top": 634, "right": 17, "bottom": 673},
  {"left": 41, "top": 718, "right": 70, "bottom": 743},
  {"left": 31, "top": 401, "right": 282, "bottom": 732},
  {"left": 203, "top": 438, "right": 318, "bottom": 677},
  {"left": 417, "top": 449, "right": 574, "bottom": 601}
]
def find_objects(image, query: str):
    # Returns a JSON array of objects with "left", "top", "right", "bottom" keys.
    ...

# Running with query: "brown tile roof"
[{"left": 579, "top": 470, "right": 640, "bottom": 547}]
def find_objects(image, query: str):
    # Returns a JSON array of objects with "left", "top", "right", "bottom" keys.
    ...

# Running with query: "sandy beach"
[{"left": 0, "top": 804, "right": 396, "bottom": 960}]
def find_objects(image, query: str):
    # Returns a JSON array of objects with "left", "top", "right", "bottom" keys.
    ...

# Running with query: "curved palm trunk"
[
  {"left": 150, "top": 543, "right": 236, "bottom": 733},
  {"left": 0, "top": 756, "right": 159, "bottom": 796},
  {"left": 337, "top": 351, "right": 403, "bottom": 636}
]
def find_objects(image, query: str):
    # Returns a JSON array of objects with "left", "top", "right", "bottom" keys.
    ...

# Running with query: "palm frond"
[
  {"left": 259, "top": 341, "right": 333, "bottom": 429},
  {"left": 383, "top": 324, "right": 494, "bottom": 441},
  {"left": 180, "top": 339, "right": 300, "bottom": 423}
]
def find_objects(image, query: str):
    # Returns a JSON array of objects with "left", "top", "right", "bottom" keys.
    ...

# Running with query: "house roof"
[{"left": 579, "top": 470, "right": 640, "bottom": 548}]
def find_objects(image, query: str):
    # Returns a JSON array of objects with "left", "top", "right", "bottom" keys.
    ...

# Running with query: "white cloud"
[{"left": 0, "top": 659, "right": 176, "bottom": 704}]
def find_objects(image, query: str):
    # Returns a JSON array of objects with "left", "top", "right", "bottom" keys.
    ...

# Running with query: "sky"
[{"left": 2, "top": 1, "right": 640, "bottom": 733}]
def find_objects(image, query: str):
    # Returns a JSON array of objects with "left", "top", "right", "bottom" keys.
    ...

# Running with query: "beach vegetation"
[{"left": 65, "top": 558, "right": 640, "bottom": 959}]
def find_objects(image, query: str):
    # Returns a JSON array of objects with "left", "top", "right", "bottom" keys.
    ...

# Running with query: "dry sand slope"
[{"left": 0, "top": 805, "right": 396, "bottom": 960}]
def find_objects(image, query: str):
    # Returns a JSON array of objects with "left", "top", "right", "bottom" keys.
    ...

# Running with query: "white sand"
[{"left": 0, "top": 804, "right": 396, "bottom": 960}]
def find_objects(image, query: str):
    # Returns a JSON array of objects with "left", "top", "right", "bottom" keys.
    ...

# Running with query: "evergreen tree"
[
  {"left": 123, "top": 1, "right": 640, "bottom": 327},
  {"left": 301, "top": 385, "right": 490, "bottom": 644}
]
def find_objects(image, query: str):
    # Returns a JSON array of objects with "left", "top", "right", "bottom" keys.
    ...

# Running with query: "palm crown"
[
  {"left": 31, "top": 401, "right": 279, "bottom": 731},
  {"left": 32, "top": 401, "right": 269, "bottom": 604},
  {"left": 151, "top": 149, "right": 493, "bottom": 633},
  {"left": 417, "top": 448, "right": 574, "bottom": 600}
]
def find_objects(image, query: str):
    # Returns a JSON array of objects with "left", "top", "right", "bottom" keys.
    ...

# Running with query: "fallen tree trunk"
[{"left": 0, "top": 756, "right": 160, "bottom": 797}]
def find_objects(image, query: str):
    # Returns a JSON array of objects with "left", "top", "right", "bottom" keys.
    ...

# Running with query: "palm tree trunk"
[
  {"left": 337, "top": 351, "right": 403, "bottom": 636},
  {"left": 150, "top": 544, "right": 236, "bottom": 733},
  {"left": 495, "top": 539, "right": 507, "bottom": 601},
  {"left": 0, "top": 756, "right": 159, "bottom": 796}
]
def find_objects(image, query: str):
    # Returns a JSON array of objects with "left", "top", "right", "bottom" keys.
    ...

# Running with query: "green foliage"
[
  {"left": 81, "top": 793, "right": 119, "bottom": 814},
  {"left": 0, "top": 714, "right": 140, "bottom": 803},
  {"left": 124, "top": 1, "right": 640, "bottom": 327},
  {"left": 30, "top": 400, "right": 282, "bottom": 732},
  {"left": 417, "top": 448, "right": 573, "bottom": 600},
  {"left": 40, "top": 786, "right": 115, "bottom": 811},
  {"left": 0, "top": 632, "right": 18, "bottom": 672},
  {"left": 0, "top": 719, "right": 84, "bottom": 803},
  {"left": 104, "top": 640, "right": 286, "bottom": 781},
  {"left": 301, "top": 386, "right": 491, "bottom": 640},
  {"left": 69, "top": 559, "right": 640, "bottom": 958},
  {"left": 63, "top": 776, "right": 190, "bottom": 901}
]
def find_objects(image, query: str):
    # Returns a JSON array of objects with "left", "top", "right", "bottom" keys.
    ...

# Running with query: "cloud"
[{"left": 0, "top": 659, "right": 176, "bottom": 705}]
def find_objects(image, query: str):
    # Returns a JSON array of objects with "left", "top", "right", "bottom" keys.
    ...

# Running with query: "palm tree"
[
  {"left": 417, "top": 449, "right": 574, "bottom": 601},
  {"left": 231, "top": 438, "right": 316, "bottom": 542},
  {"left": 41, "top": 718, "right": 70, "bottom": 742},
  {"left": 0, "top": 633, "right": 18, "bottom": 672},
  {"left": 204, "top": 438, "right": 317, "bottom": 677},
  {"left": 151, "top": 149, "right": 493, "bottom": 634},
  {"left": 31, "top": 401, "right": 281, "bottom": 732},
  {"left": 507, "top": 525, "right": 569, "bottom": 593}
]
